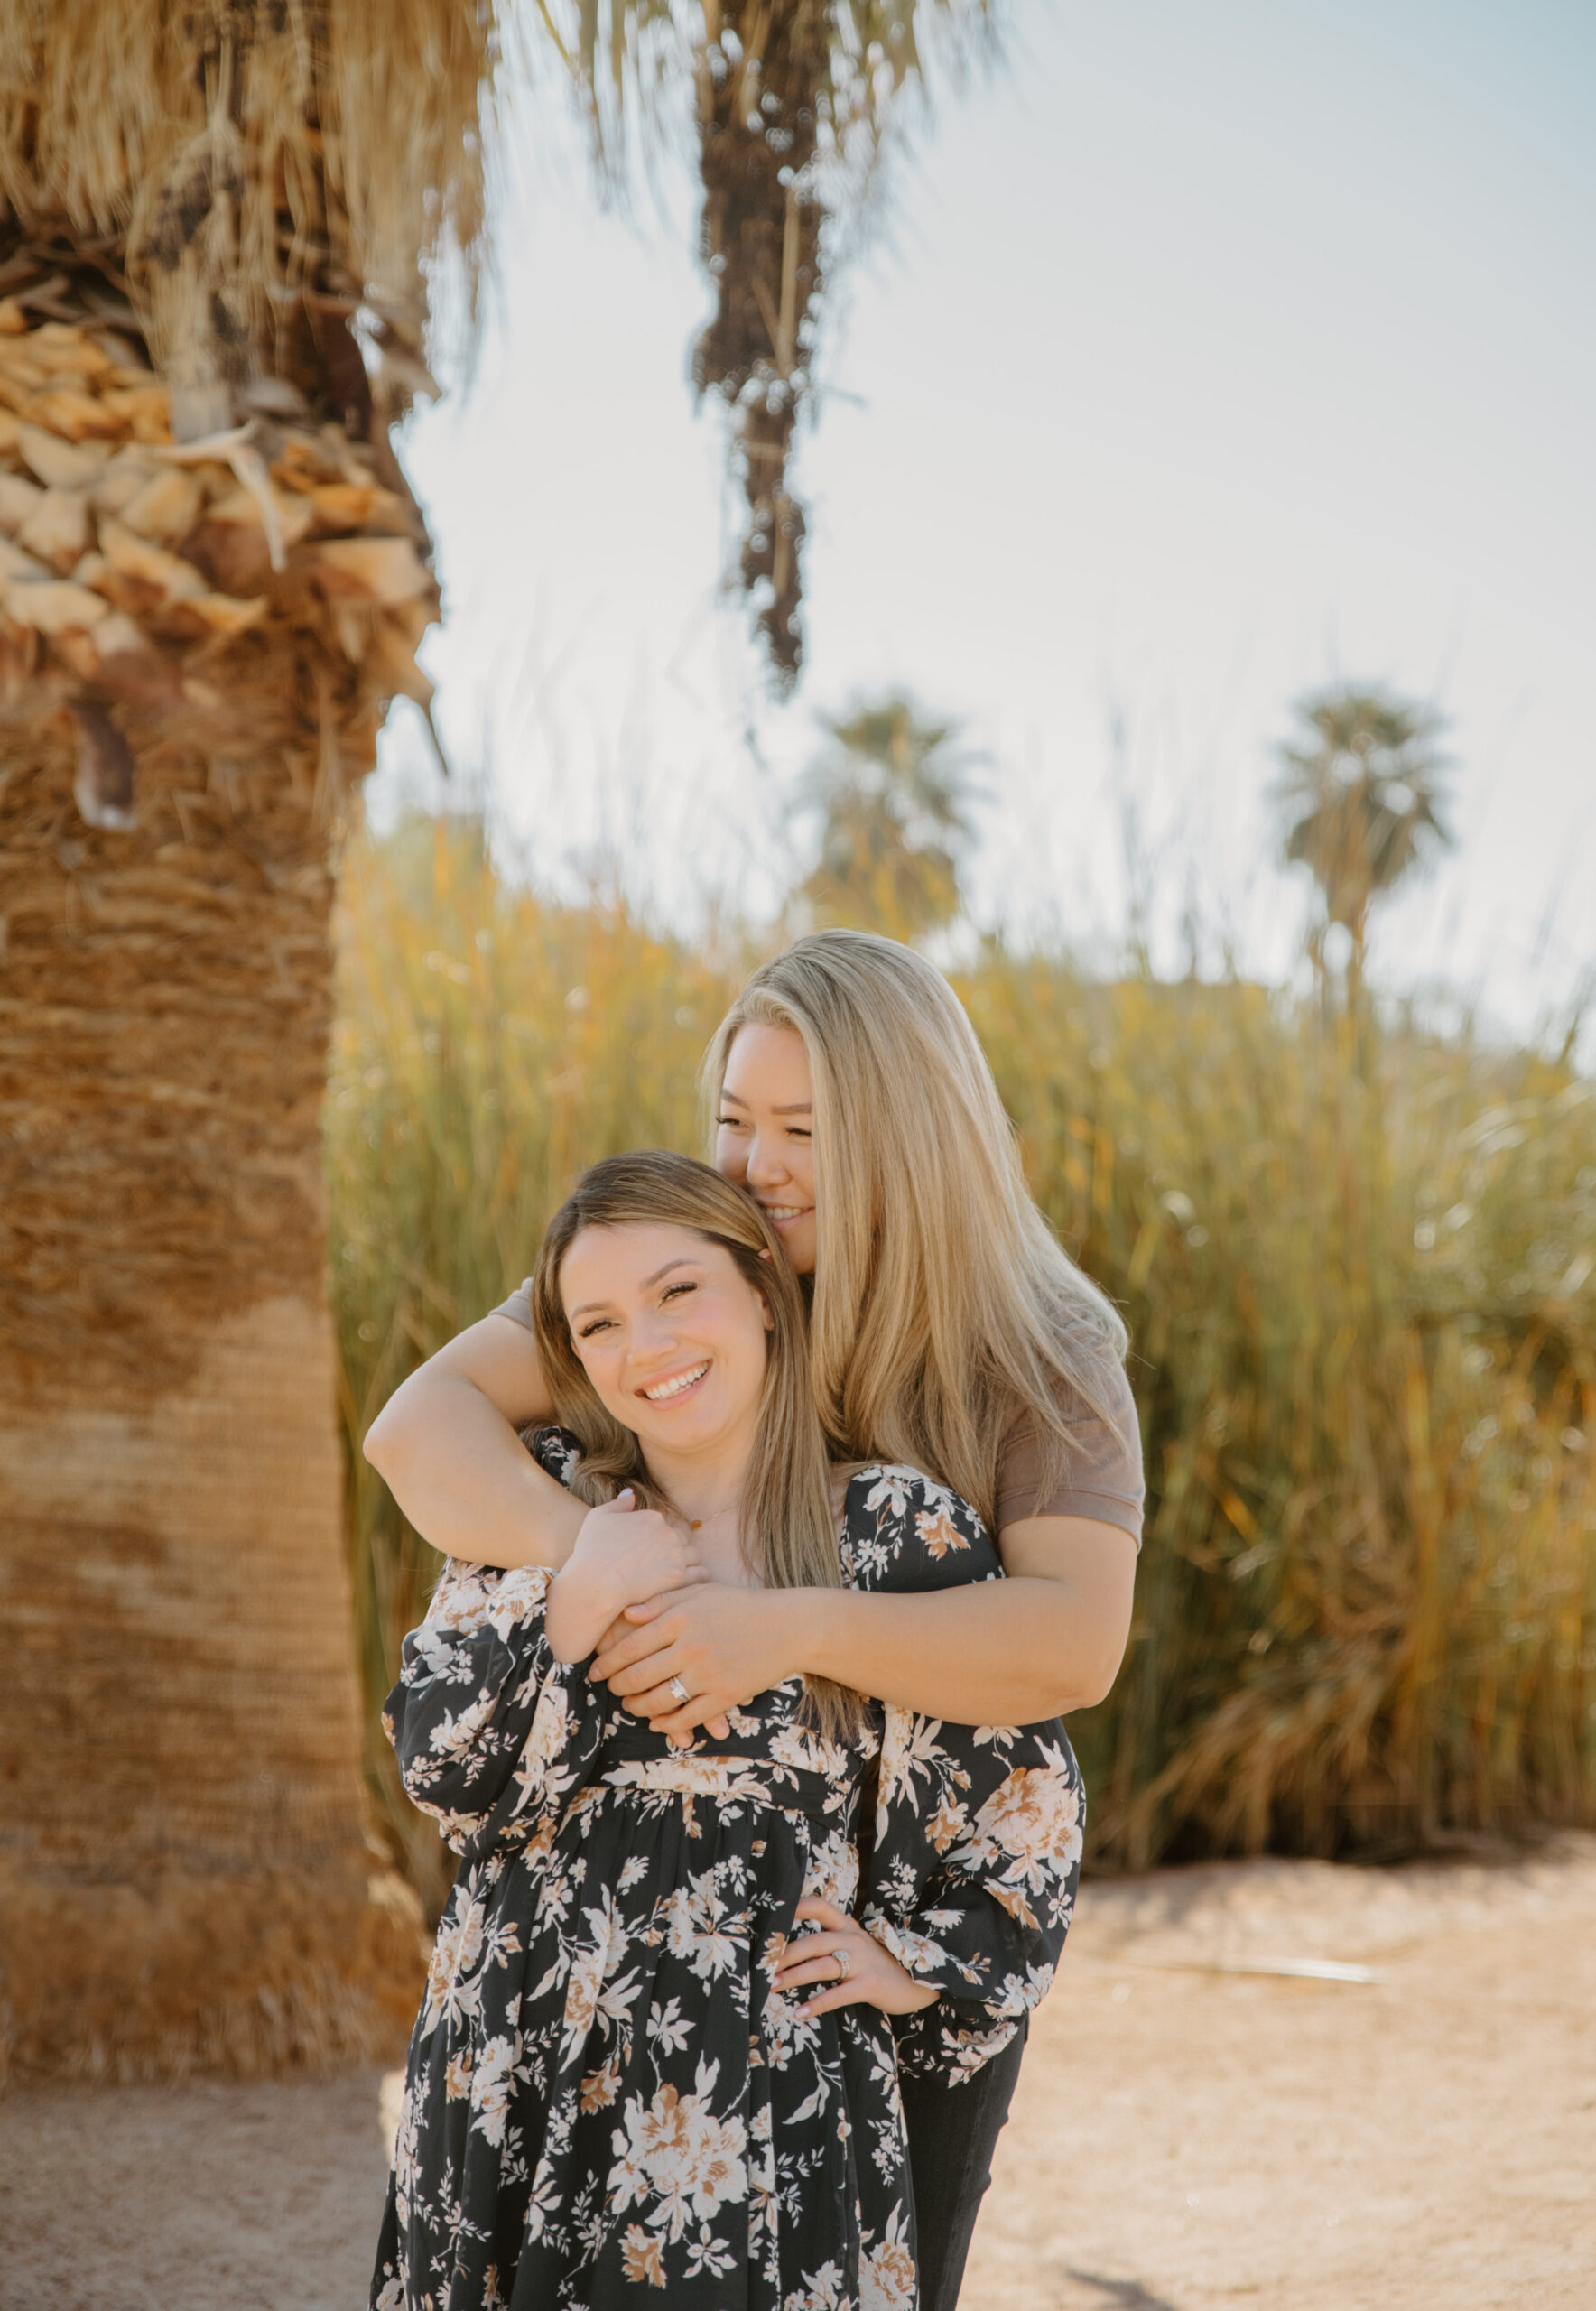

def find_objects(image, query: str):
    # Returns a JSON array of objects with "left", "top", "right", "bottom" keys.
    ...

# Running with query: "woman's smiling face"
[
  {"left": 714, "top": 1024, "right": 818, "bottom": 1276},
  {"left": 560, "top": 1221, "right": 773, "bottom": 1465}
]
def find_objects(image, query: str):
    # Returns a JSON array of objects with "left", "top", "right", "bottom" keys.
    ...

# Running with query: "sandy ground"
[{"left": 4, "top": 1837, "right": 1593, "bottom": 2310}]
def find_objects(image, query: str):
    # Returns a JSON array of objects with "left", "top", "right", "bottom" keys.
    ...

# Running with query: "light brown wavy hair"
[
  {"left": 704, "top": 928, "right": 1132, "bottom": 1536},
  {"left": 528, "top": 1150, "right": 857, "bottom": 1736}
]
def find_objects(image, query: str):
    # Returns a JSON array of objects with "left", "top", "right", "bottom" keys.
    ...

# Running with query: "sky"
[{"left": 373, "top": 0, "right": 1595, "bottom": 1053}]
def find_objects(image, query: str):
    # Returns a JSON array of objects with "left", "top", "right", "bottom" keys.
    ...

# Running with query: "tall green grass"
[{"left": 329, "top": 816, "right": 1596, "bottom": 1896}]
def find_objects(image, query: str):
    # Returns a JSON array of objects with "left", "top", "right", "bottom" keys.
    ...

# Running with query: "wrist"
[
  {"left": 546, "top": 1557, "right": 616, "bottom": 1661},
  {"left": 529, "top": 1481, "right": 590, "bottom": 1570},
  {"left": 790, "top": 1583, "right": 845, "bottom": 1685}
]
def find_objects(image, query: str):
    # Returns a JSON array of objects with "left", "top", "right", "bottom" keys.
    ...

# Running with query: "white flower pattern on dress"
[{"left": 370, "top": 1443, "right": 1082, "bottom": 2309}]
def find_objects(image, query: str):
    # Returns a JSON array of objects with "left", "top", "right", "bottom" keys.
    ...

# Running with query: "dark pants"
[{"left": 900, "top": 2018, "right": 1029, "bottom": 2311}]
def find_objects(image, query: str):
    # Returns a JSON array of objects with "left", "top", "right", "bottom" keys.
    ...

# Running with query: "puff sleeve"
[{"left": 381, "top": 1432, "right": 608, "bottom": 1861}]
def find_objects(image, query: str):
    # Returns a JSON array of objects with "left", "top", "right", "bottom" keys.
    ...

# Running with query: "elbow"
[
  {"left": 1024, "top": 1604, "right": 1127, "bottom": 1719},
  {"left": 362, "top": 1388, "right": 413, "bottom": 1483},
  {"left": 361, "top": 1404, "right": 396, "bottom": 1479},
  {"left": 1064, "top": 1666, "right": 1117, "bottom": 1714},
  {"left": 1058, "top": 1632, "right": 1130, "bottom": 1715}
]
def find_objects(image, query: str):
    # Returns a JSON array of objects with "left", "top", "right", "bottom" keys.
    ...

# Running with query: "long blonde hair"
[
  {"left": 529, "top": 1150, "right": 856, "bottom": 1734},
  {"left": 704, "top": 929, "right": 1131, "bottom": 1535}
]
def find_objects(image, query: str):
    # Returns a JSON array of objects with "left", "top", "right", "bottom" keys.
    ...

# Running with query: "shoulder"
[
  {"left": 494, "top": 1278, "right": 534, "bottom": 1330},
  {"left": 840, "top": 1464, "right": 1004, "bottom": 1593},
  {"left": 996, "top": 1352, "right": 1145, "bottom": 1540},
  {"left": 1023, "top": 1346, "right": 1140, "bottom": 1440}
]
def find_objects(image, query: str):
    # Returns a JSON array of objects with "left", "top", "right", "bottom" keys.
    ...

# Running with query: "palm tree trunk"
[{"left": 0, "top": 727, "right": 423, "bottom": 2082}]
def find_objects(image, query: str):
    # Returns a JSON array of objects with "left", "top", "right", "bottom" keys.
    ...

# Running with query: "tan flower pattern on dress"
[
  {"left": 370, "top": 1444, "right": 1082, "bottom": 2308},
  {"left": 914, "top": 1507, "right": 968, "bottom": 1560}
]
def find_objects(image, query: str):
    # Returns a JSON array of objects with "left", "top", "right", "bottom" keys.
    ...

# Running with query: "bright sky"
[{"left": 373, "top": 0, "right": 1595, "bottom": 1055}]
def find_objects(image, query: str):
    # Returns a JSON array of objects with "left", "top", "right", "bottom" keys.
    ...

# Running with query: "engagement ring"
[
  {"left": 668, "top": 1675, "right": 691, "bottom": 1706},
  {"left": 832, "top": 1947, "right": 850, "bottom": 1982}
]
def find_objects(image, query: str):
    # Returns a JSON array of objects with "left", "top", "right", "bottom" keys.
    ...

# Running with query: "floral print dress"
[{"left": 372, "top": 1441, "right": 1085, "bottom": 2311}]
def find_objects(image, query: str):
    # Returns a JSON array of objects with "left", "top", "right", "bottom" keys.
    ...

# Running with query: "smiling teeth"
[
  {"left": 763, "top": 1206, "right": 809, "bottom": 1220},
  {"left": 643, "top": 1362, "right": 709, "bottom": 1402}
]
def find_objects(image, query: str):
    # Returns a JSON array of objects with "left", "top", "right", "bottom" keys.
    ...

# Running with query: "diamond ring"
[
  {"left": 832, "top": 1946, "right": 850, "bottom": 1982},
  {"left": 668, "top": 1675, "right": 691, "bottom": 1706}
]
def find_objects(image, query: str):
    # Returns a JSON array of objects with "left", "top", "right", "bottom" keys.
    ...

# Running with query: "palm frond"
[
  {"left": 545, "top": 0, "right": 994, "bottom": 682},
  {"left": 1273, "top": 682, "right": 1456, "bottom": 939},
  {"left": 0, "top": 3, "right": 501, "bottom": 431}
]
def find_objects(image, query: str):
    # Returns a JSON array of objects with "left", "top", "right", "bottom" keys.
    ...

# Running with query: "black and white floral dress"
[{"left": 371, "top": 1441, "right": 1084, "bottom": 2311}]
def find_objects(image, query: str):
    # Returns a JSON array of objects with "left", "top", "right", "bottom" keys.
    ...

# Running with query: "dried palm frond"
[
  {"left": 0, "top": 7, "right": 492, "bottom": 817},
  {"left": 0, "top": 302, "right": 439, "bottom": 821},
  {"left": 0, "top": 1, "right": 499, "bottom": 439}
]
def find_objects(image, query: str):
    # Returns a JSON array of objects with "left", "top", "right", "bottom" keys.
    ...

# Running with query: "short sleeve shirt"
[{"left": 494, "top": 1281, "right": 1145, "bottom": 1545}]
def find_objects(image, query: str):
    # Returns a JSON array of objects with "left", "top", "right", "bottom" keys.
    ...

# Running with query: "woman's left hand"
[
  {"left": 589, "top": 1582, "right": 801, "bottom": 1740},
  {"left": 772, "top": 1898, "right": 940, "bottom": 2019}
]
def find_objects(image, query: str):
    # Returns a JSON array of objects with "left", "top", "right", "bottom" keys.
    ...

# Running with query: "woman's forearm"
[
  {"left": 593, "top": 1543, "right": 1133, "bottom": 1732},
  {"left": 364, "top": 1368, "right": 586, "bottom": 1569},
  {"left": 795, "top": 1575, "right": 1116, "bottom": 1723}
]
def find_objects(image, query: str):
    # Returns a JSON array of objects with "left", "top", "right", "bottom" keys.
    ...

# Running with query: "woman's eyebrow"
[
  {"left": 720, "top": 1089, "right": 812, "bottom": 1115},
  {"left": 570, "top": 1257, "right": 702, "bottom": 1318},
  {"left": 640, "top": 1257, "right": 701, "bottom": 1290}
]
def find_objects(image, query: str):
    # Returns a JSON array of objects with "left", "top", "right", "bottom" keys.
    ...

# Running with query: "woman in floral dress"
[
  {"left": 371, "top": 1153, "right": 1083, "bottom": 2311},
  {"left": 368, "top": 929, "right": 1144, "bottom": 2311}
]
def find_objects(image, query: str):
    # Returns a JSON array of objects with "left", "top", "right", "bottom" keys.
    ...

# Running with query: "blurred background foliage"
[
  {"left": 793, "top": 695, "right": 981, "bottom": 939},
  {"left": 329, "top": 691, "right": 1596, "bottom": 1909}
]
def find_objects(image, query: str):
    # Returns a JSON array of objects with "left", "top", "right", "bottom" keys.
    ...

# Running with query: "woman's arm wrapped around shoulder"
[{"left": 849, "top": 1466, "right": 1086, "bottom": 2082}]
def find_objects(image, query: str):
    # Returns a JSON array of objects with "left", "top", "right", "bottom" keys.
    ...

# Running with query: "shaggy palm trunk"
[
  {"left": 0, "top": 1, "right": 495, "bottom": 2083},
  {"left": 0, "top": 729, "right": 422, "bottom": 2083}
]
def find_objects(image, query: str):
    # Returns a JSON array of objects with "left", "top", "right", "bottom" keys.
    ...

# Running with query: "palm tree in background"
[
  {"left": 0, "top": 1, "right": 504, "bottom": 2086},
  {"left": 796, "top": 692, "right": 980, "bottom": 938},
  {"left": 0, "top": 3, "right": 982, "bottom": 2081},
  {"left": 580, "top": 0, "right": 989, "bottom": 685},
  {"left": 1274, "top": 683, "right": 1454, "bottom": 1005}
]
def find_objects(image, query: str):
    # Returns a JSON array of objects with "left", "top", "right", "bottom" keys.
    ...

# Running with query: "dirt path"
[
  {"left": 963, "top": 1833, "right": 1596, "bottom": 2311},
  {"left": 5, "top": 1840, "right": 1593, "bottom": 2310}
]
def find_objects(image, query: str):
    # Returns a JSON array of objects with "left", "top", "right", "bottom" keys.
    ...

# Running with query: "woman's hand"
[
  {"left": 544, "top": 1493, "right": 706, "bottom": 1664},
  {"left": 772, "top": 1898, "right": 940, "bottom": 2019},
  {"left": 572, "top": 1491, "right": 703, "bottom": 1602},
  {"left": 589, "top": 1582, "right": 812, "bottom": 1740}
]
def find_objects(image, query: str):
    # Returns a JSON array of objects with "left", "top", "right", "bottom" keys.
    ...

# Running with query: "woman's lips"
[
  {"left": 636, "top": 1359, "right": 710, "bottom": 1406},
  {"left": 759, "top": 1203, "right": 813, "bottom": 1230}
]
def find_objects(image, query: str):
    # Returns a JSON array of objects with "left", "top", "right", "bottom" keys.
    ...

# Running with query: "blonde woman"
[
  {"left": 366, "top": 930, "right": 1142, "bottom": 2309},
  {"left": 372, "top": 1153, "right": 1082, "bottom": 2310}
]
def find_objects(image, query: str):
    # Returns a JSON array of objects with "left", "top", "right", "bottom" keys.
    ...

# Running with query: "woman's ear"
[{"left": 757, "top": 1247, "right": 774, "bottom": 1263}]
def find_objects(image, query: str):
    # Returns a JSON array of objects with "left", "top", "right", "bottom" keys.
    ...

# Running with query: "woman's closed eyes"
[
  {"left": 575, "top": 1279, "right": 699, "bottom": 1339},
  {"left": 715, "top": 1113, "right": 810, "bottom": 1140}
]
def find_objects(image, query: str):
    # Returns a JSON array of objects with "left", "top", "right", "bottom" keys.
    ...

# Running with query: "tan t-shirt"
[{"left": 495, "top": 1281, "right": 1145, "bottom": 1545}]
